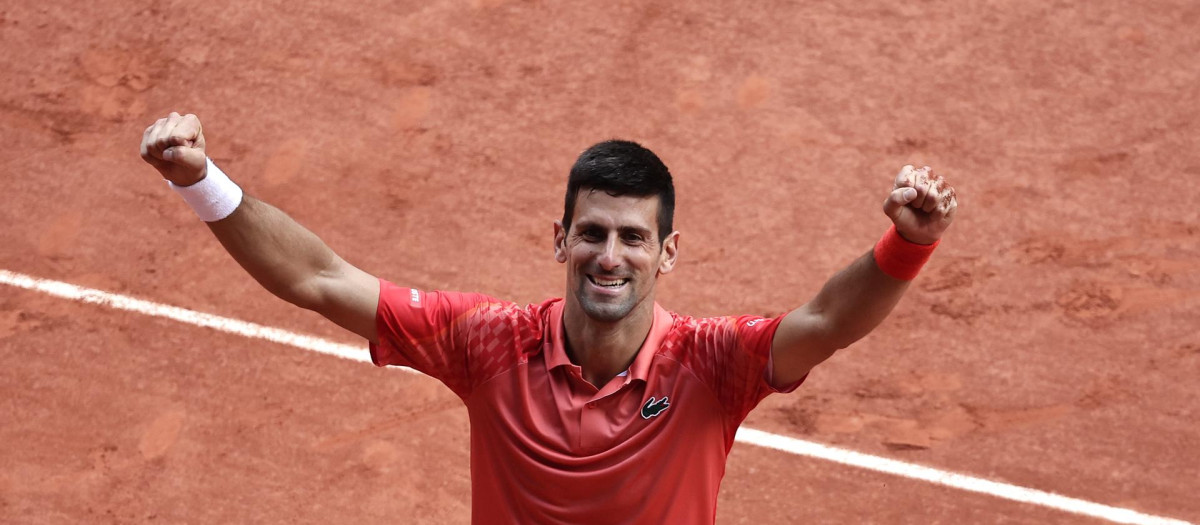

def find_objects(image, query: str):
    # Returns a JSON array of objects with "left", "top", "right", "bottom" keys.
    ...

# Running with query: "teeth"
[{"left": 590, "top": 276, "right": 628, "bottom": 287}]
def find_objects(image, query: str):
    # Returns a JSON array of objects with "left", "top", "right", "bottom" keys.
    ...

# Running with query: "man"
[{"left": 140, "top": 112, "right": 957, "bottom": 524}]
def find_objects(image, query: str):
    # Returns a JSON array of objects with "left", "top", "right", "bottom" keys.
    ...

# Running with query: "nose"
[{"left": 597, "top": 235, "right": 621, "bottom": 271}]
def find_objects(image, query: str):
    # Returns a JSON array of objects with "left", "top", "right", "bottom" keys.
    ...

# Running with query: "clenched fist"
[
  {"left": 140, "top": 112, "right": 207, "bottom": 186},
  {"left": 882, "top": 165, "right": 958, "bottom": 245}
]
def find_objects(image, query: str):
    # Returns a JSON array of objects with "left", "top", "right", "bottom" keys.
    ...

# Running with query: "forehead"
[{"left": 570, "top": 190, "right": 659, "bottom": 231}]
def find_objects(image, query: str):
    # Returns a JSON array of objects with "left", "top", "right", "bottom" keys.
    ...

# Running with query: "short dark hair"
[{"left": 562, "top": 140, "right": 675, "bottom": 243}]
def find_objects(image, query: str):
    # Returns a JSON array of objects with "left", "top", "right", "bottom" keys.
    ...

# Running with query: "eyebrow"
[{"left": 574, "top": 221, "right": 653, "bottom": 237}]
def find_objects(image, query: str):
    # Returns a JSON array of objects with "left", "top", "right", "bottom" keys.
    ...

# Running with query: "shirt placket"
[{"left": 578, "top": 376, "right": 639, "bottom": 453}]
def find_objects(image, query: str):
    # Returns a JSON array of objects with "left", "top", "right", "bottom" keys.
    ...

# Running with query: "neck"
[{"left": 562, "top": 297, "right": 656, "bottom": 388}]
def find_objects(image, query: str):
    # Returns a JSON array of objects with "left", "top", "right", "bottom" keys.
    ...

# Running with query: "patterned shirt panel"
[
  {"left": 370, "top": 279, "right": 547, "bottom": 399},
  {"left": 661, "top": 312, "right": 801, "bottom": 434}
]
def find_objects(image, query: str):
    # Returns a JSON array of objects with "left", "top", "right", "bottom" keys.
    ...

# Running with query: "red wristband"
[{"left": 873, "top": 225, "right": 939, "bottom": 280}]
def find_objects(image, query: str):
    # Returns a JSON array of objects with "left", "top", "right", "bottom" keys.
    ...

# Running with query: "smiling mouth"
[{"left": 587, "top": 275, "right": 630, "bottom": 289}]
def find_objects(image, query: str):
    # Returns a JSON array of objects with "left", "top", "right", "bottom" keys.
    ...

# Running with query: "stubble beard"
[{"left": 575, "top": 280, "right": 639, "bottom": 323}]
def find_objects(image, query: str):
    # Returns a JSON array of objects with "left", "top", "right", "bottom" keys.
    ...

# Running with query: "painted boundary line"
[{"left": 0, "top": 269, "right": 1190, "bottom": 525}]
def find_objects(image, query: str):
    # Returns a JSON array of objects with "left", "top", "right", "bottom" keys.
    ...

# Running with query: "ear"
[
  {"left": 553, "top": 221, "right": 568, "bottom": 263},
  {"left": 657, "top": 231, "right": 680, "bottom": 275}
]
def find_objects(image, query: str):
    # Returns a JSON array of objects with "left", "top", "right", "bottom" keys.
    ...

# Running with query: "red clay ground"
[{"left": 2, "top": 0, "right": 1199, "bottom": 523}]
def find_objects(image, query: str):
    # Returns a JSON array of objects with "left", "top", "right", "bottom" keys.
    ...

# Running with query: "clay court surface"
[{"left": 2, "top": 0, "right": 1199, "bottom": 523}]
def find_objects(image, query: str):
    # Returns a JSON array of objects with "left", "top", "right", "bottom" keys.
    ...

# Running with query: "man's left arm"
[{"left": 768, "top": 165, "right": 959, "bottom": 387}]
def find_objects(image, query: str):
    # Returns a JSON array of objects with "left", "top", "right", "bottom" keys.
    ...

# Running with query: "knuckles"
[
  {"left": 141, "top": 113, "right": 200, "bottom": 166},
  {"left": 889, "top": 165, "right": 958, "bottom": 219}
]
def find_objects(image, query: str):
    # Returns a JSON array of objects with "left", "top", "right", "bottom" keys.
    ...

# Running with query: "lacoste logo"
[{"left": 641, "top": 396, "right": 670, "bottom": 420}]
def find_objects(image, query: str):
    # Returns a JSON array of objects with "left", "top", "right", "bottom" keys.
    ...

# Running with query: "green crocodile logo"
[{"left": 641, "top": 396, "right": 670, "bottom": 419}]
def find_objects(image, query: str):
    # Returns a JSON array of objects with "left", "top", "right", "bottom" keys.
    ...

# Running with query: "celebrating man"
[{"left": 140, "top": 111, "right": 957, "bottom": 524}]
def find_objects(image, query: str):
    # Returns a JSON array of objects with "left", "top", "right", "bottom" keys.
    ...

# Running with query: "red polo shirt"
[{"left": 370, "top": 280, "right": 803, "bottom": 524}]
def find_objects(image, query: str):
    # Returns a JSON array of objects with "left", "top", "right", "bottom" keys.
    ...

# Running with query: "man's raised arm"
[
  {"left": 139, "top": 112, "right": 380, "bottom": 343},
  {"left": 769, "top": 166, "right": 958, "bottom": 386}
]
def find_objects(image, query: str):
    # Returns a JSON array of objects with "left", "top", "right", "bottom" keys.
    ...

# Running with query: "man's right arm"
[
  {"left": 205, "top": 196, "right": 380, "bottom": 343},
  {"left": 140, "top": 112, "right": 380, "bottom": 343}
]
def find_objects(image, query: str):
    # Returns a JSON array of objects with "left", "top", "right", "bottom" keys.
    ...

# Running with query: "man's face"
[{"left": 554, "top": 190, "right": 678, "bottom": 323}]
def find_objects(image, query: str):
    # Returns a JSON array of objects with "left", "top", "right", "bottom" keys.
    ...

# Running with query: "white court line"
[{"left": 0, "top": 269, "right": 1191, "bottom": 525}]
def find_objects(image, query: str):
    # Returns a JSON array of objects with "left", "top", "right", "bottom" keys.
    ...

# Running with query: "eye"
[
  {"left": 622, "top": 232, "right": 644, "bottom": 243},
  {"left": 581, "top": 228, "right": 604, "bottom": 241}
]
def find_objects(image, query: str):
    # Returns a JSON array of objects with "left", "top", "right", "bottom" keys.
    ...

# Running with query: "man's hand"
[
  {"left": 140, "top": 112, "right": 208, "bottom": 187},
  {"left": 883, "top": 165, "right": 958, "bottom": 245}
]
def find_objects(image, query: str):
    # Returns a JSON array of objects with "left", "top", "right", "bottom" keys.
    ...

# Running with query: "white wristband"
[{"left": 168, "top": 157, "right": 244, "bottom": 222}]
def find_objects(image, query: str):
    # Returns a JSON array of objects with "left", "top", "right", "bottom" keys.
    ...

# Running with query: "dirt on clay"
[{"left": 1, "top": 0, "right": 1199, "bottom": 523}]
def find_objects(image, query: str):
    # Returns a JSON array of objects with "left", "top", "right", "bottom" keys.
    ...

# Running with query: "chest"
[{"left": 467, "top": 355, "right": 726, "bottom": 457}]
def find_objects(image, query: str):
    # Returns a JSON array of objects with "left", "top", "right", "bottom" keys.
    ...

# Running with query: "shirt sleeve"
[
  {"left": 692, "top": 314, "right": 807, "bottom": 425},
  {"left": 369, "top": 279, "right": 498, "bottom": 399},
  {"left": 736, "top": 314, "right": 807, "bottom": 394}
]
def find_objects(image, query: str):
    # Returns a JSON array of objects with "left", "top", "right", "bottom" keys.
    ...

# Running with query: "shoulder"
[
  {"left": 656, "top": 311, "right": 722, "bottom": 358},
  {"left": 472, "top": 296, "right": 561, "bottom": 335},
  {"left": 658, "top": 310, "right": 781, "bottom": 360},
  {"left": 658, "top": 310, "right": 745, "bottom": 340},
  {"left": 464, "top": 296, "right": 560, "bottom": 382},
  {"left": 430, "top": 291, "right": 558, "bottom": 331},
  {"left": 453, "top": 295, "right": 560, "bottom": 347},
  {"left": 378, "top": 280, "right": 557, "bottom": 338}
]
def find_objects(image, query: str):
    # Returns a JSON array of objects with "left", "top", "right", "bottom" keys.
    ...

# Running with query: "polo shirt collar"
[{"left": 545, "top": 300, "right": 672, "bottom": 384}]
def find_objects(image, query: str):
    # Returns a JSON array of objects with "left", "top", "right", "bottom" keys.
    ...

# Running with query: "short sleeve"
[
  {"left": 680, "top": 314, "right": 807, "bottom": 426},
  {"left": 370, "top": 279, "right": 498, "bottom": 398},
  {"left": 734, "top": 314, "right": 807, "bottom": 395}
]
